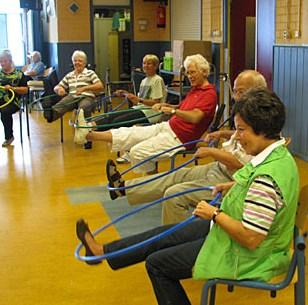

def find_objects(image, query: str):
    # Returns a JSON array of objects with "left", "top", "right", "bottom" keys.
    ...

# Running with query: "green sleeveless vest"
[{"left": 193, "top": 145, "right": 299, "bottom": 282}]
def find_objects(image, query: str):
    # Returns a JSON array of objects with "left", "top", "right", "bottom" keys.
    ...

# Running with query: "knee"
[
  {"left": 164, "top": 185, "right": 179, "bottom": 199},
  {"left": 145, "top": 254, "right": 162, "bottom": 277},
  {"left": 129, "top": 145, "right": 144, "bottom": 161}
]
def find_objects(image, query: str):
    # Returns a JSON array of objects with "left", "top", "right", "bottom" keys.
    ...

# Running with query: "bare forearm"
[
  {"left": 82, "top": 81, "right": 104, "bottom": 93},
  {"left": 206, "top": 148, "right": 243, "bottom": 170},
  {"left": 141, "top": 98, "right": 161, "bottom": 106},
  {"left": 214, "top": 212, "right": 265, "bottom": 249},
  {"left": 173, "top": 109, "right": 204, "bottom": 124},
  {"left": 10, "top": 86, "right": 28, "bottom": 95},
  {"left": 194, "top": 202, "right": 265, "bottom": 249}
]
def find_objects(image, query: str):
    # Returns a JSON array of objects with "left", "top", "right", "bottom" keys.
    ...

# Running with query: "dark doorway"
[{"left": 230, "top": 0, "right": 256, "bottom": 83}]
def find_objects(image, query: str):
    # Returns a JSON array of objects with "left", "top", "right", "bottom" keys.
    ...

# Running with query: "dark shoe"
[
  {"left": 106, "top": 159, "right": 125, "bottom": 200},
  {"left": 41, "top": 98, "right": 54, "bottom": 123},
  {"left": 83, "top": 141, "right": 92, "bottom": 149},
  {"left": 76, "top": 219, "right": 102, "bottom": 265}
]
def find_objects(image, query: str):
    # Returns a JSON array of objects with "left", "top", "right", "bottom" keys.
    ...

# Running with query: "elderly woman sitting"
[
  {"left": 94, "top": 54, "right": 167, "bottom": 130},
  {"left": 42, "top": 50, "right": 103, "bottom": 123},
  {"left": 76, "top": 88, "right": 299, "bottom": 305},
  {"left": 0, "top": 49, "right": 28, "bottom": 147},
  {"left": 74, "top": 54, "right": 217, "bottom": 173}
]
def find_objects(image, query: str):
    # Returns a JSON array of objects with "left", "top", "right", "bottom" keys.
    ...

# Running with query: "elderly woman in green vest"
[{"left": 76, "top": 87, "right": 299, "bottom": 305}]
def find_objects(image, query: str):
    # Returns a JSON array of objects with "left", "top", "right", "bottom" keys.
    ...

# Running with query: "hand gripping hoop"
[
  {"left": 0, "top": 86, "right": 15, "bottom": 109},
  {"left": 75, "top": 187, "right": 221, "bottom": 263}
]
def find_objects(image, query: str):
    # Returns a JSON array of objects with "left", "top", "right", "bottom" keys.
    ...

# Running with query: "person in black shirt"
[{"left": 0, "top": 49, "right": 28, "bottom": 147}]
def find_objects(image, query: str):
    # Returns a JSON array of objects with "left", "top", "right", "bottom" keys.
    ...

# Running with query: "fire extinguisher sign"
[{"left": 157, "top": 4, "right": 166, "bottom": 28}]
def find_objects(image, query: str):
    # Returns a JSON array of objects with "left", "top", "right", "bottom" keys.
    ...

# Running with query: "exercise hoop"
[
  {"left": 75, "top": 187, "right": 221, "bottom": 263},
  {"left": 0, "top": 86, "right": 15, "bottom": 109}
]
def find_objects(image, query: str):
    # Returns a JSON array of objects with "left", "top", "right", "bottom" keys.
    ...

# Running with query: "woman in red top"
[{"left": 74, "top": 54, "right": 217, "bottom": 173}]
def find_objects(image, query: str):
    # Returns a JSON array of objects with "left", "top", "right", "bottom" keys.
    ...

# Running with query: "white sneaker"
[
  {"left": 74, "top": 109, "right": 91, "bottom": 145},
  {"left": 116, "top": 151, "right": 131, "bottom": 164}
]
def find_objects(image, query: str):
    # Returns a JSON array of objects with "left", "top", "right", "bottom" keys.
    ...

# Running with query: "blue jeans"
[{"left": 104, "top": 219, "right": 211, "bottom": 305}]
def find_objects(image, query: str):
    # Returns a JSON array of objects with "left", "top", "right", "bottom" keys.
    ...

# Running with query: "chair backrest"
[
  {"left": 42, "top": 69, "right": 61, "bottom": 102},
  {"left": 208, "top": 103, "right": 225, "bottom": 132},
  {"left": 43, "top": 67, "right": 53, "bottom": 78}
]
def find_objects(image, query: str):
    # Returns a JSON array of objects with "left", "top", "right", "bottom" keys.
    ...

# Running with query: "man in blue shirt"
[{"left": 24, "top": 51, "right": 45, "bottom": 80}]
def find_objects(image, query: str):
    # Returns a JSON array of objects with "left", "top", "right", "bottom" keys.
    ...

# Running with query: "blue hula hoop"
[
  {"left": 75, "top": 187, "right": 221, "bottom": 263},
  {"left": 107, "top": 139, "right": 206, "bottom": 192}
]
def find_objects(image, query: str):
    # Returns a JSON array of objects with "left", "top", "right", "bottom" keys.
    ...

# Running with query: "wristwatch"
[
  {"left": 212, "top": 209, "right": 223, "bottom": 223},
  {"left": 171, "top": 109, "right": 176, "bottom": 115}
]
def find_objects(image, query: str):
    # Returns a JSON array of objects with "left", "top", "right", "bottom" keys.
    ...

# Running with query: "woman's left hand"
[
  {"left": 4, "top": 85, "right": 13, "bottom": 91},
  {"left": 193, "top": 200, "right": 217, "bottom": 220}
]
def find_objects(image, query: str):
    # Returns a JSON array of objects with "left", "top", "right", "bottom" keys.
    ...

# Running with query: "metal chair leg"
[
  {"left": 209, "top": 285, "right": 216, "bottom": 305},
  {"left": 19, "top": 108, "right": 23, "bottom": 144},
  {"left": 25, "top": 98, "right": 30, "bottom": 137},
  {"left": 60, "top": 116, "right": 64, "bottom": 143}
]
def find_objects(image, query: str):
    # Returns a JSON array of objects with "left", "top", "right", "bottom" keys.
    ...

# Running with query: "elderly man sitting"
[
  {"left": 74, "top": 54, "right": 217, "bottom": 173},
  {"left": 106, "top": 70, "right": 268, "bottom": 224},
  {"left": 24, "top": 51, "right": 45, "bottom": 80}
]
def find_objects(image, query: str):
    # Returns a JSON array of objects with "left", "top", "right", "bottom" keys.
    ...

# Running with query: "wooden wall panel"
[
  {"left": 133, "top": 0, "right": 170, "bottom": 42},
  {"left": 276, "top": 0, "right": 308, "bottom": 44},
  {"left": 57, "top": 0, "right": 91, "bottom": 42},
  {"left": 202, "top": 0, "right": 222, "bottom": 43},
  {"left": 273, "top": 45, "right": 308, "bottom": 160}
]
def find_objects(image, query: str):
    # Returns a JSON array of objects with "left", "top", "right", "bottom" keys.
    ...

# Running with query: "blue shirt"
[{"left": 26, "top": 61, "right": 45, "bottom": 80}]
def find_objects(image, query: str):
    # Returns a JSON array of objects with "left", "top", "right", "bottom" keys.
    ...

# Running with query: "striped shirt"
[
  {"left": 242, "top": 175, "right": 284, "bottom": 236},
  {"left": 58, "top": 68, "right": 100, "bottom": 98}
]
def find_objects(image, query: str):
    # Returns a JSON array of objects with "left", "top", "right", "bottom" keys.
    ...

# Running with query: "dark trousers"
[
  {"left": 96, "top": 109, "right": 148, "bottom": 131},
  {"left": 0, "top": 102, "right": 19, "bottom": 140},
  {"left": 104, "top": 219, "right": 211, "bottom": 305},
  {"left": 51, "top": 95, "right": 95, "bottom": 121}
]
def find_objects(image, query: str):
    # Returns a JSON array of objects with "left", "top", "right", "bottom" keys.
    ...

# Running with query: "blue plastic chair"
[{"left": 200, "top": 184, "right": 308, "bottom": 305}]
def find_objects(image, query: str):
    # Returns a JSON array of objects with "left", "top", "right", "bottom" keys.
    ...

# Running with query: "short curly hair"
[
  {"left": 233, "top": 88, "right": 285, "bottom": 140},
  {"left": 72, "top": 50, "right": 87, "bottom": 65},
  {"left": 183, "top": 54, "right": 210, "bottom": 78}
]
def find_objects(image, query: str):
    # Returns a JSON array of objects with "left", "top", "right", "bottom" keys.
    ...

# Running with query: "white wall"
[{"left": 171, "top": 0, "right": 201, "bottom": 40}]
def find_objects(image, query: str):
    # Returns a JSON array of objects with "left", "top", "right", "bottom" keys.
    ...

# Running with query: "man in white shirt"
[{"left": 107, "top": 70, "right": 267, "bottom": 224}]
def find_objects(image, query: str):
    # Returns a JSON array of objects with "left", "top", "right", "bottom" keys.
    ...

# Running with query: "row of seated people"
[
  {"left": 75, "top": 84, "right": 300, "bottom": 305},
  {"left": 0, "top": 47, "right": 219, "bottom": 165},
  {"left": 0, "top": 49, "right": 51, "bottom": 147},
  {"left": 72, "top": 52, "right": 217, "bottom": 170},
  {"left": 0, "top": 49, "right": 104, "bottom": 149},
  {"left": 1, "top": 48, "right": 301, "bottom": 303}
]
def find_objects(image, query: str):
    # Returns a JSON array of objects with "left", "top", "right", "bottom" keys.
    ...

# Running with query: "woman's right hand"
[{"left": 55, "top": 86, "right": 66, "bottom": 96}]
